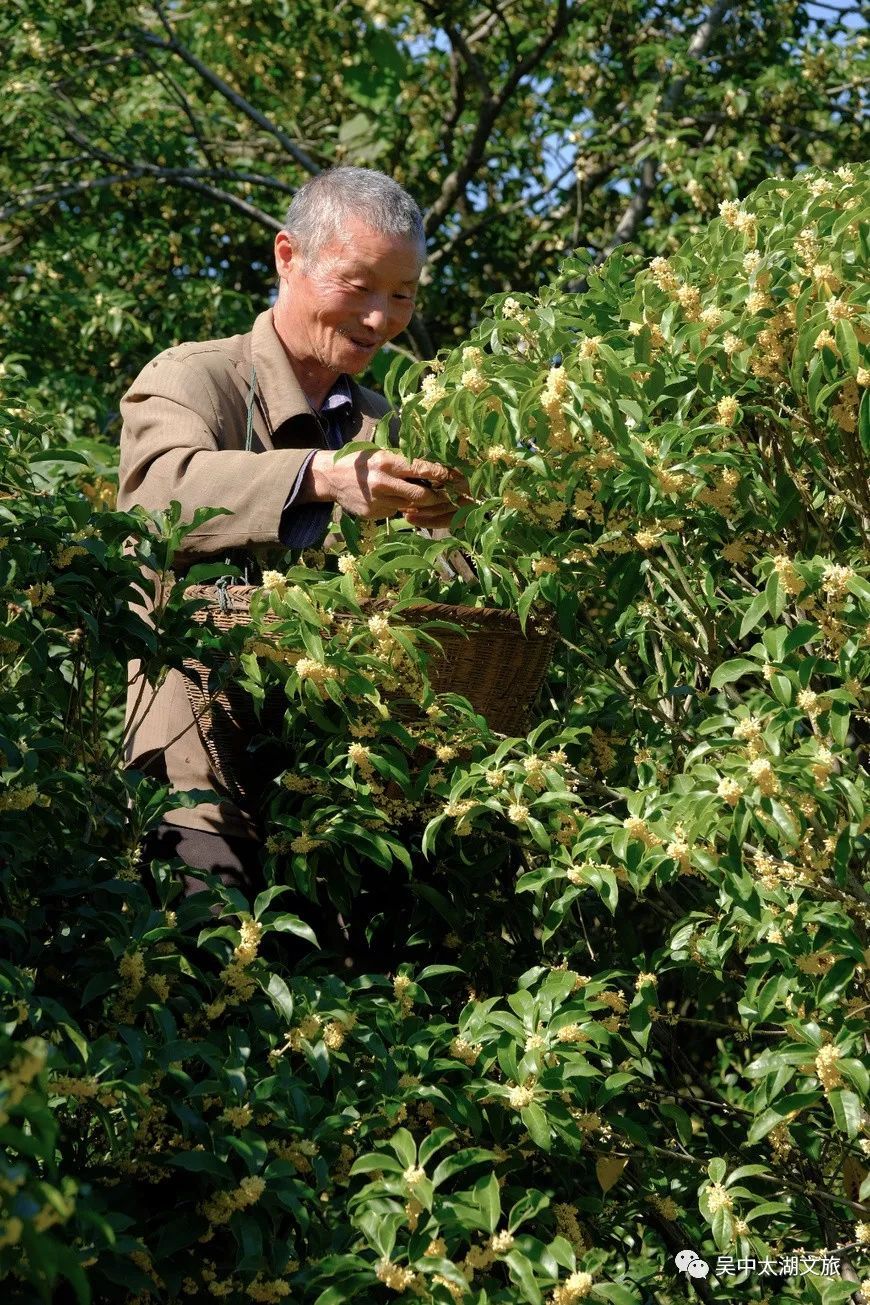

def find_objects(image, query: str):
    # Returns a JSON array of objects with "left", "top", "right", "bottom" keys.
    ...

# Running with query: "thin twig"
[{"left": 135, "top": 2, "right": 320, "bottom": 176}]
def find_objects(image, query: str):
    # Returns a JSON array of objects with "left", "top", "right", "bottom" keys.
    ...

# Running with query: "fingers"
[
  {"left": 373, "top": 473, "right": 441, "bottom": 508},
  {"left": 373, "top": 450, "right": 457, "bottom": 487},
  {"left": 402, "top": 504, "right": 463, "bottom": 528},
  {"left": 406, "top": 457, "right": 457, "bottom": 486}
]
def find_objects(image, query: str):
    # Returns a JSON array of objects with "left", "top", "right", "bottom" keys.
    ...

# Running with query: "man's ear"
[{"left": 274, "top": 230, "right": 296, "bottom": 284}]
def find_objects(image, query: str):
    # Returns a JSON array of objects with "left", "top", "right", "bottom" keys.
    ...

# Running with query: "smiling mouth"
[{"left": 340, "top": 330, "right": 380, "bottom": 350}]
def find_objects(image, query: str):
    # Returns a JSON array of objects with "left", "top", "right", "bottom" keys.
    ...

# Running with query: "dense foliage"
[
  {"left": 1, "top": 0, "right": 866, "bottom": 435},
  {"left": 2, "top": 162, "right": 869, "bottom": 1302}
]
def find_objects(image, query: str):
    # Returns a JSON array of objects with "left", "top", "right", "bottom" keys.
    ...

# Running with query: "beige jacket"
[{"left": 118, "top": 308, "right": 390, "bottom": 839}]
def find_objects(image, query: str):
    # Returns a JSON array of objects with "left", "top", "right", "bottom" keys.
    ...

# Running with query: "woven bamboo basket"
[{"left": 182, "top": 584, "right": 556, "bottom": 808}]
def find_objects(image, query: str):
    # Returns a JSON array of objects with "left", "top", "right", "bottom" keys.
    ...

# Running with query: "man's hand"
[{"left": 297, "top": 447, "right": 469, "bottom": 529}]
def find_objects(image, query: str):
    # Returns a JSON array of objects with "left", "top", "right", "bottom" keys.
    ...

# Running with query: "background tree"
[{"left": 0, "top": 0, "right": 866, "bottom": 440}]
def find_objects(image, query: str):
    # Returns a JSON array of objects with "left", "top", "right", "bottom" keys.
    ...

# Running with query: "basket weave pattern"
[{"left": 182, "top": 584, "right": 555, "bottom": 808}]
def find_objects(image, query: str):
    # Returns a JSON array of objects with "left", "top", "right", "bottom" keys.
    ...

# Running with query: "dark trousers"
[
  {"left": 142, "top": 823, "right": 263, "bottom": 899},
  {"left": 142, "top": 823, "right": 397, "bottom": 973}
]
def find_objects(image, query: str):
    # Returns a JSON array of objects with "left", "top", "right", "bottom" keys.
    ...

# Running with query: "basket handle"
[{"left": 214, "top": 366, "right": 259, "bottom": 598}]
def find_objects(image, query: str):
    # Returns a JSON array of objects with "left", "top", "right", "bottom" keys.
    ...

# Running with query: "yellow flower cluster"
[
  {"left": 1, "top": 1039, "right": 47, "bottom": 1121},
  {"left": 420, "top": 373, "right": 447, "bottom": 411},
  {"left": 811, "top": 747, "right": 836, "bottom": 785},
  {"left": 260, "top": 569, "right": 287, "bottom": 594},
  {"left": 461, "top": 367, "right": 488, "bottom": 395},
  {"left": 0, "top": 783, "right": 38, "bottom": 812},
  {"left": 272, "top": 1138, "right": 318, "bottom": 1172},
  {"left": 706, "top": 1181, "right": 733, "bottom": 1213},
  {"left": 541, "top": 365, "right": 572, "bottom": 451},
  {"left": 634, "top": 527, "right": 664, "bottom": 551},
  {"left": 25, "top": 581, "right": 54, "bottom": 607},
  {"left": 201, "top": 1174, "right": 266, "bottom": 1226},
  {"left": 698, "top": 466, "right": 740, "bottom": 514},
  {"left": 508, "top": 1082, "right": 536, "bottom": 1109},
  {"left": 247, "top": 1275, "right": 292, "bottom": 1301},
  {"left": 119, "top": 949, "right": 146, "bottom": 1000},
  {"left": 53, "top": 544, "right": 87, "bottom": 569},
  {"left": 553, "top": 1202, "right": 587, "bottom": 1250},
  {"left": 323, "top": 1020, "right": 347, "bottom": 1051},
  {"left": 52, "top": 1074, "right": 100, "bottom": 1102},
  {"left": 647, "top": 1193, "right": 680, "bottom": 1220},
  {"left": 508, "top": 803, "right": 530, "bottom": 826},
  {"left": 555, "top": 1024, "right": 588, "bottom": 1045},
  {"left": 375, "top": 1258, "right": 420, "bottom": 1292},
  {"left": 501, "top": 296, "right": 529, "bottom": 322},
  {"left": 716, "top": 396, "right": 740, "bottom": 426},
  {"left": 815, "top": 1043, "right": 843, "bottom": 1093},
  {"left": 821, "top": 563, "right": 853, "bottom": 602},
  {"left": 220, "top": 1103, "right": 253, "bottom": 1128},
  {"left": 348, "top": 741, "right": 375, "bottom": 779},
  {"left": 296, "top": 657, "right": 336, "bottom": 686},
  {"left": 550, "top": 1270, "right": 594, "bottom": 1303},
  {"left": 748, "top": 756, "right": 779, "bottom": 797},
  {"left": 450, "top": 1036, "right": 482, "bottom": 1065},
  {"left": 622, "top": 816, "right": 662, "bottom": 848},
  {"left": 219, "top": 920, "right": 262, "bottom": 1001}
]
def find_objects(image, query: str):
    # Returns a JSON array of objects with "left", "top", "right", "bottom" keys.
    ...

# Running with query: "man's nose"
[{"left": 360, "top": 294, "right": 389, "bottom": 331}]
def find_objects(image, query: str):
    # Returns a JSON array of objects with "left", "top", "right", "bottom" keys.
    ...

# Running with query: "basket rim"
[{"left": 183, "top": 583, "right": 553, "bottom": 634}]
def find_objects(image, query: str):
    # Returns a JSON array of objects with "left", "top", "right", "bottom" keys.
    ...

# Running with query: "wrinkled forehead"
[{"left": 315, "top": 225, "right": 425, "bottom": 278}]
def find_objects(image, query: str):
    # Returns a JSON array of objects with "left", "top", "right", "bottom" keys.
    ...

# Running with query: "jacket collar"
[
  {"left": 249, "top": 307, "right": 383, "bottom": 438},
  {"left": 249, "top": 308, "right": 317, "bottom": 432}
]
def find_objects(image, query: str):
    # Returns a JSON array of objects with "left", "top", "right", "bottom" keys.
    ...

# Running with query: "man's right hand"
[{"left": 297, "top": 447, "right": 467, "bottom": 528}]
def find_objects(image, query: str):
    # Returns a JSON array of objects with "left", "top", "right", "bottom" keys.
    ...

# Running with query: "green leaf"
[
  {"left": 504, "top": 1250, "right": 544, "bottom": 1304},
  {"left": 711, "top": 1205, "right": 734, "bottom": 1251},
  {"left": 508, "top": 1190, "right": 551, "bottom": 1232},
  {"left": 740, "top": 591, "right": 769, "bottom": 640},
  {"left": 164, "top": 1151, "right": 230, "bottom": 1177},
  {"left": 834, "top": 319, "right": 859, "bottom": 372},
  {"left": 348, "top": 1153, "right": 404, "bottom": 1176},
  {"left": 254, "top": 885, "right": 296, "bottom": 919},
  {"left": 658, "top": 1101, "right": 694, "bottom": 1145},
  {"left": 389, "top": 1128, "right": 417, "bottom": 1169},
  {"left": 708, "top": 1157, "right": 727, "bottom": 1183},
  {"left": 521, "top": 1103, "right": 551, "bottom": 1151},
  {"left": 265, "top": 973, "right": 294, "bottom": 1022},
  {"left": 828, "top": 1089, "right": 862, "bottom": 1138},
  {"left": 431, "top": 1148, "right": 497, "bottom": 1187},
  {"left": 592, "top": 1285, "right": 643, "bottom": 1305},
  {"left": 475, "top": 1171, "right": 502, "bottom": 1233},
  {"left": 709, "top": 657, "right": 758, "bottom": 689}
]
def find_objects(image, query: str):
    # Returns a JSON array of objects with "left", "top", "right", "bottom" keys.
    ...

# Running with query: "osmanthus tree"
[
  {"left": 1, "top": 161, "right": 868, "bottom": 1302},
  {"left": 0, "top": 0, "right": 866, "bottom": 431}
]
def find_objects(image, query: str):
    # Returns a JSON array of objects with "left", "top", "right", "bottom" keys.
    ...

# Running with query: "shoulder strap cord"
[{"left": 216, "top": 366, "right": 258, "bottom": 612}]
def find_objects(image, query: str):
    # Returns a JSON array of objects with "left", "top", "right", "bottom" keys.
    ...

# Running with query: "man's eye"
[{"left": 351, "top": 284, "right": 371, "bottom": 293}]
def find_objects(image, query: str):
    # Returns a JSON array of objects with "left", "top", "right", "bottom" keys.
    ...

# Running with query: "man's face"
[{"left": 275, "top": 216, "right": 423, "bottom": 376}]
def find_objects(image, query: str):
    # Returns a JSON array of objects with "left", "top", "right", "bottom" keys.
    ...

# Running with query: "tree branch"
[
  {"left": 0, "top": 169, "right": 282, "bottom": 230},
  {"left": 429, "top": 154, "right": 615, "bottom": 268},
  {"left": 595, "top": 0, "right": 731, "bottom": 265},
  {"left": 133, "top": 7, "right": 320, "bottom": 177},
  {"left": 424, "top": 0, "right": 572, "bottom": 238},
  {"left": 140, "top": 49, "right": 220, "bottom": 171},
  {"left": 419, "top": 1, "right": 492, "bottom": 97}
]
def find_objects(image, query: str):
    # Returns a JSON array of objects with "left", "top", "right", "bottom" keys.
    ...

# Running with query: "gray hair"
[{"left": 282, "top": 166, "right": 425, "bottom": 263}]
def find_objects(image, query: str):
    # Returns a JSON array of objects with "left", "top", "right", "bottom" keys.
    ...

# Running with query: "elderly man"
[{"left": 119, "top": 166, "right": 456, "bottom": 896}]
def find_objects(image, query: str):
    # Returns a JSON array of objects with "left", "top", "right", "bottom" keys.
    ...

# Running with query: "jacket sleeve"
[{"left": 118, "top": 354, "right": 319, "bottom": 557}]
